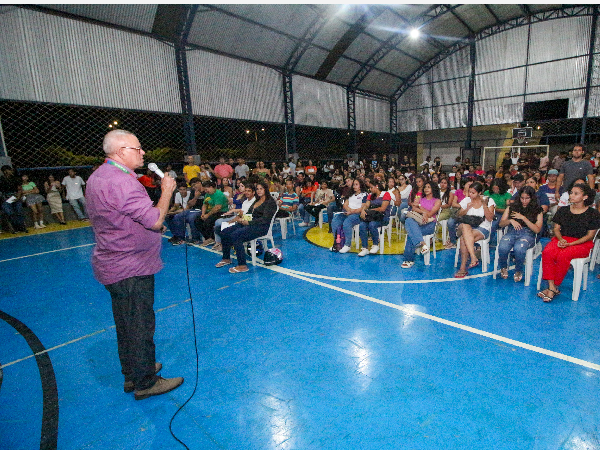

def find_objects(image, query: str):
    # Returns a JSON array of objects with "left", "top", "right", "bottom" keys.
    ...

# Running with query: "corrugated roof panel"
[
  {"left": 421, "top": 12, "right": 469, "bottom": 40},
  {"left": 326, "top": 58, "right": 362, "bottom": 86},
  {"left": 44, "top": 4, "right": 157, "bottom": 33},
  {"left": 359, "top": 69, "right": 402, "bottom": 98},
  {"left": 396, "top": 38, "right": 438, "bottom": 63},
  {"left": 476, "top": 26, "right": 529, "bottom": 74},
  {"left": 432, "top": 77, "right": 469, "bottom": 106},
  {"left": 377, "top": 49, "right": 421, "bottom": 78},
  {"left": 397, "top": 82, "right": 432, "bottom": 111},
  {"left": 187, "top": 50, "right": 283, "bottom": 123},
  {"left": 344, "top": 33, "right": 383, "bottom": 62},
  {"left": 526, "top": 57, "right": 588, "bottom": 93},
  {"left": 475, "top": 67, "right": 526, "bottom": 101},
  {"left": 311, "top": 16, "right": 351, "bottom": 49},
  {"left": 474, "top": 100, "right": 522, "bottom": 126},
  {"left": 356, "top": 95, "right": 389, "bottom": 132},
  {"left": 387, "top": 4, "right": 432, "bottom": 23},
  {"left": 366, "top": 9, "right": 406, "bottom": 41},
  {"left": 486, "top": 4, "right": 526, "bottom": 22},
  {"left": 215, "top": 4, "right": 319, "bottom": 39},
  {"left": 454, "top": 4, "right": 496, "bottom": 34},
  {"left": 293, "top": 75, "right": 347, "bottom": 129},
  {"left": 294, "top": 47, "right": 330, "bottom": 77},
  {"left": 528, "top": 15, "right": 591, "bottom": 64},
  {"left": 189, "top": 11, "right": 296, "bottom": 67},
  {"left": 0, "top": 8, "right": 179, "bottom": 112},
  {"left": 431, "top": 47, "right": 470, "bottom": 82}
]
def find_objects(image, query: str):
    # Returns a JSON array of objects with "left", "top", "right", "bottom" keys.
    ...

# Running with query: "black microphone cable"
[{"left": 168, "top": 197, "right": 200, "bottom": 449}]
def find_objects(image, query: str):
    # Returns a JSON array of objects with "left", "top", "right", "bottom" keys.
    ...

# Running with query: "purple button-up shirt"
[{"left": 86, "top": 160, "right": 162, "bottom": 285}]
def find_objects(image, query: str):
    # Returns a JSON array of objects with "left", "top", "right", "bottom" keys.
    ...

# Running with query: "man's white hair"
[{"left": 103, "top": 129, "right": 136, "bottom": 156}]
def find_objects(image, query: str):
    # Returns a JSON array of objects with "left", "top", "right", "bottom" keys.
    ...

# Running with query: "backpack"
[{"left": 331, "top": 224, "right": 345, "bottom": 252}]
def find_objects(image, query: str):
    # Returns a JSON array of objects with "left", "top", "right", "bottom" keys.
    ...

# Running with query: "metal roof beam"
[{"left": 448, "top": 8, "right": 475, "bottom": 35}]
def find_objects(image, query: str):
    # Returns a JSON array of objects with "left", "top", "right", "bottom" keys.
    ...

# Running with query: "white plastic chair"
[
  {"left": 421, "top": 211, "right": 442, "bottom": 266},
  {"left": 277, "top": 211, "right": 296, "bottom": 240},
  {"left": 318, "top": 208, "right": 324, "bottom": 228},
  {"left": 244, "top": 206, "right": 278, "bottom": 265},
  {"left": 454, "top": 228, "right": 492, "bottom": 273},
  {"left": 493, "top": 239, "right": 542, "bottom": 287},
  {"left": 537, "top": 230, "right": 599, "bottom": 301},
  {"left": 589, "top": 237, "right": 600, "bottom": 271}
]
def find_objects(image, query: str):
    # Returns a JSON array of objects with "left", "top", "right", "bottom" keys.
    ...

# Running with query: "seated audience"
[
  {"left": 21, "top": 174, "right": 46, "bottom": 229},
  {"left": 496, "top": 186, "right": 544, "bottom": 282},
  {"left": 401, "top": 181, "right": 441, "bottom": 268},
  {"left": 44, "top": 174, "right": 66, "bottom": 225},
  {"left": 195, "top": 181, "right": 229, "bottom": 247},
  {"left": 454, "top": 181, "right": 496, "bottom": 278},
  {"left": 538, "top": 183, "right": 600, "bottom": 302},
  {"left": 357, "top": 182, "right": 392, "bottom": 256},
  {"left": 216, "top": 181, "right": 278, "bottom": 273},
  {"left": 213, "top": 182, "right": 255, "bottom": 252},
  {"left": 330, "top": 179, "right": 367, "bottom": 253}
]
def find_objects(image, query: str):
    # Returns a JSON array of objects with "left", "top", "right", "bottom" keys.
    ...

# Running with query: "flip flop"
[
  {"left": 215, "top": 260, "right": 231, "bottom": 268},
  {"left": 454, "top": 271, "right": 468, "bottom": 278},
  {"left": 468, "top": 259, "right": 480, "bottom": 269},
  {"left": 229, "top": 266, "right": 249, "bottom": 273}
]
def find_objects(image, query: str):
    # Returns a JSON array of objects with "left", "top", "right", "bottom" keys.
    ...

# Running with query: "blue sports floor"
[{"left": 1, "top": 223, "right": 600, "bottom": 450}]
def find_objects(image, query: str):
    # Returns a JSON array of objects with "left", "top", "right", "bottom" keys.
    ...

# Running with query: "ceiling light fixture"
[{"left": 410, "top": 28, "right": 420, "bottom": 39}]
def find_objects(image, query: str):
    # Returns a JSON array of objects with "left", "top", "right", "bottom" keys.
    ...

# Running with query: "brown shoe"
[
  {"left": 124, "top": 362, "right": 163, "bottom": 393},
  {"left": 134, "top": 376, "right": 184, "bottom": 400}
]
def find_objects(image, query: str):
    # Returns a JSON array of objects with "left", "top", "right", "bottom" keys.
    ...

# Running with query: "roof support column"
[
  {"left": 282, "top": 73, "right": 296, "bottom": 161},
  {"left": 389, "top": 98, "right": 398, "bottom": 154},
  {"left": 175, "top": 6, "right": 198, "bottom": 156},
  {"left": 581, "top": 5, "right": 598, "bottom": 144},
  {"left": 465, "top": 36, "right": 476, "bottom": 150},
  {"left": 347, "top": 88, "right": 357, "bottom": 154}
]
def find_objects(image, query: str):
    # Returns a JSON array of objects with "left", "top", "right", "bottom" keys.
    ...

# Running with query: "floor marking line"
[
  {"left": 0, "top": 243, "right": 96, "bottom": 263},
  {"left": 268, "top": 265, "right": 600, "bottom": 372},
  {"left": 1, "top": 328, "right": 109, "bottom": 368}
]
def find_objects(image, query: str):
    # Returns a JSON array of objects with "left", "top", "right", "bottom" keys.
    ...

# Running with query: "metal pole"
[
  {"left": 581, "top": 6, "right": 598, "bottom": 144},
  {"left": 465, "top": 36, "right": 476, "bottom": 150},
  {"left": 0, "top": 117, "right": 7, "bottom": 158}
]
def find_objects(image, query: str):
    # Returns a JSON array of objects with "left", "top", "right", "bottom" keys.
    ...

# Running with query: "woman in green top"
[
  {"left": 21, "top": 174, "right": 46, "bottom": 229},
  {"left": 484, "top": 178, "right": 512, "bottom": 239}
]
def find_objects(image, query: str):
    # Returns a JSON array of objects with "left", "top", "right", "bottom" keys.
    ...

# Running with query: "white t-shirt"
[
  {"left": 62, "top": 175, "right": 85, "bottom": 200},
  {"left": 235, "top": 164, "right": 249, "bottom": 179},
  {"left": 241, "top": 197, "right": 256, "bottom": 214},
  {"left": 348, "top": 192, "right": 367, "bottom": 210},
  {"left": 386, "top": 189, "right": 397, "bottom": 202},
  {"left": 399, "top": 185, "right": 412, "bottom": 200},
  {"left": 459, "top": 196, "right": 496, "bottom": 232},
  {"left": 175, "top": 191, "right": 191, "bottom": 209}
]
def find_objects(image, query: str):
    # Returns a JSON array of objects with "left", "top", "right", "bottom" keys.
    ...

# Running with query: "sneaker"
[
  {"left": 34, "top": 223, "right": 41, "bottom": 229},
  {"left": 124, "top": 362, "right": 163, "bottom": 393},
  {"left": 171, "top": 237, "right": 184, "bottom": 246},
  {"left": 369, "top": 245, "right": 379, "bottom": 254},
  {"left": 339, "top": 245, "right": 351, "bottom": 254},
  {"left": 39, "top": 223, "right": 47, "bottom": 228},
  {"left": 401, "top": 261, "right": 415, "bottom": 269},
  {"left": 358, "top": 248, "right": 369, "bottom": 257},
  {"left": 134, "top": 376, "right": 184, "bottom": 400},
  {"left": 298, "top": 222, "right": 309, "bottom": 227}
]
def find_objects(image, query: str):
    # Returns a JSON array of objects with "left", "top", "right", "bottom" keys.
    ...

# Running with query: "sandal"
[
  {"left": 215, "top": 260, "right": 231, "bottom": 268},
  {"left": 539, "top": 289, "right": 560, "bottom": 302},
  {"left": 421, "top": 244, "right": 430, "bottom": 255},
  {"left": 468, "top": 259, "right": 480, "bottom": 269},
  {"left": 229, "top": 266, "right": 249, "bottom": 273},
  {"left": 444, "top": 241, "right": 456, "bottom": 250},
  {"left": 513, "top": 271, "right": 523, "bottom": 282},
  {"left": 454, "top": 270, "right": 468, "bottom": 278},
  {"left": 500, "top": 268, "right": 509, "bottom": 279}
]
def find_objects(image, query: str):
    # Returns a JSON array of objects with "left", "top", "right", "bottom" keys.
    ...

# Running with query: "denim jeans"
[
  {"left": 446, "top": 217, "right": 457, "bottom": 243},
  {"left": 359, "top": 220, "right": 382, "bottom": 247},
  {"left": 326, "top": 203, "right": 340, "bottom": 227},
  {"left": 213, "top": 216, "right": 237, "bottom": 244},
  {"left": 69, "top": 197, "right": 87, "bottom": 219},
  {"left": 330, "top": 213, "right": 361, "bottom": 247},
  {"left": 169, "top": 210, "right": 201, "bottom": 240},
  {"left": 403, "top": 218, "right": 436, "bottom": 262},
  {"left": 2, "top": 199, "right": 26, "bottom": 231},
  {"left": 298, "top": 203, "right": 312, "bottom": 224},
  {"left": 490, "top": 212, "right": 503, "bottom": 245},
  {"left": 497, "top": 228, "right": 536, "bottom": 273}
]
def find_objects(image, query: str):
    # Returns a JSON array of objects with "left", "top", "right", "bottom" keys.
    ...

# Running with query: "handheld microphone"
[{"left": 147, "top": 163, "right": 165, "bottom": 178}]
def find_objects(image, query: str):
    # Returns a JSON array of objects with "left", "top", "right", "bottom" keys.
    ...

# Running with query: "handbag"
[
  {"left": 406, "top": 210, "right": 425, "bottom": 224},
  {"left": 457, "top": 214, "right": 484, "bottom": 227},
  {"left": 364, "top": 209, "right": 384, "bottom": 222}
]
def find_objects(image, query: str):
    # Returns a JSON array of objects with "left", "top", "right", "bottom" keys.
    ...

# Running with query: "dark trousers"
[
  {"left": 105, "top": 275, "right": 158, "bottom": 391},
  {"left": 2, "top": 200, "right": 26, "bottom": 231},
  {"left": 195, "top": 212, "right": 223, "bottom": 240},
  {"left": 221, "top": 224, "right": 269, "bottom": 266}
]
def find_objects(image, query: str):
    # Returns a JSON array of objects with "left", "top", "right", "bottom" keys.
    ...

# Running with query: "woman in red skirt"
[{"left": 538, "top": 183, "right": 600, "bottom": 302}]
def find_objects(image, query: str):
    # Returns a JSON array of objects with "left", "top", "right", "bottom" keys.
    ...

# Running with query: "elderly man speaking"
[{"left": 86, "top": 129, "right": 183, "bottom": 400}]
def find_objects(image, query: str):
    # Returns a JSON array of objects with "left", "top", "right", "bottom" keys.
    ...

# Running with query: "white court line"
[
  {"left": 0, "top": 243, "right": 95, "bottom": 263},
  {"left": 267, "top": 264, "right": 600, "bottom": 372}
]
